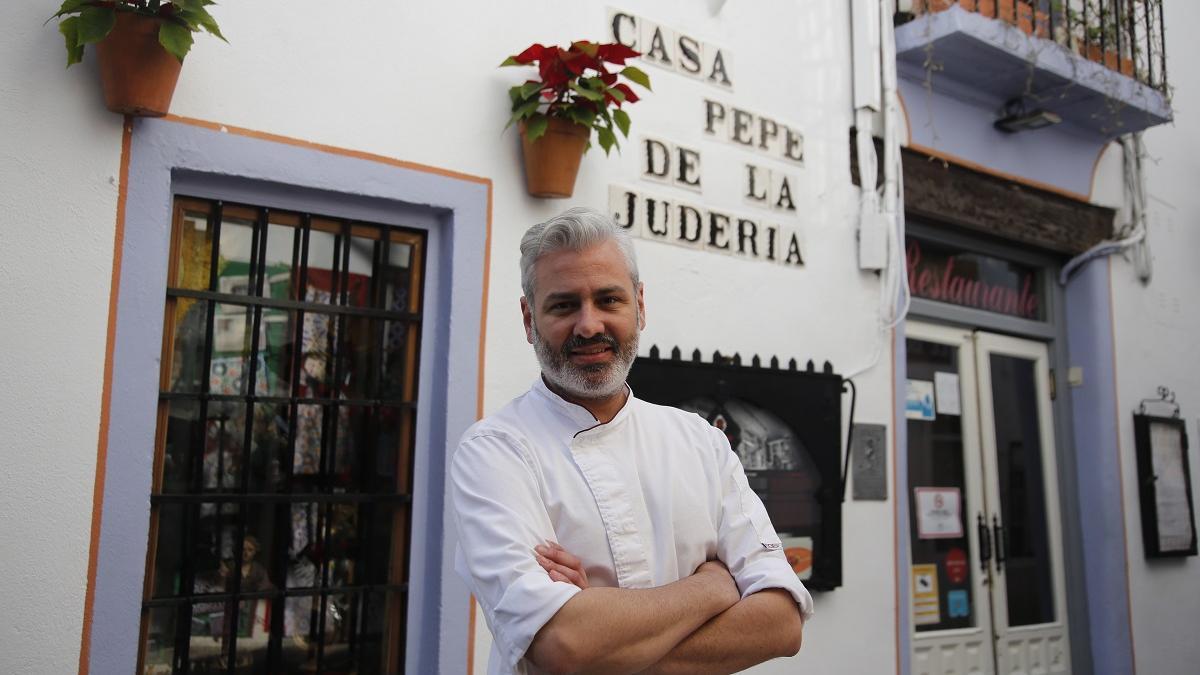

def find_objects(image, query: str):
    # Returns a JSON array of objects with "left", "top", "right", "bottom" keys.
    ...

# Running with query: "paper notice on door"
[
  {"left": 934, "top": 371, "right": 961, "bottom": 416},
  {"left": 912, "top": 564, "right": 940, "bottom": 625},
  {"left": 914, "top": 487, "right": 964, "bottom": 539},
  {"left": 906, "top": 379, "right": 936, "bottom": 421}
]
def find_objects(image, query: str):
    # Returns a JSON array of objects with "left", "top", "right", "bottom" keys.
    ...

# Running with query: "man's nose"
[{"left": 573, "top": 302, "right": 605, "bottom": 338}]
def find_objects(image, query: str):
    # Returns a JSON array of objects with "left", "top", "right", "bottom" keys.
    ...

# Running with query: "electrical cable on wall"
[
  {"left": 1060, "top": 133, "right": 1154, "bottom": 286},
  {"left": 844, "top": 0, "right": 910, "bottom": 382},
  {"left": 878, "top": 0, "right": 910, "bottom": 330}
]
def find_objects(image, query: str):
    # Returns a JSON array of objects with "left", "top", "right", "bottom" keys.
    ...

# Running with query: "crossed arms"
[
  {"left": 451, "top": 427, "right": 811, "bottom": 674},
  {"left": 527, "top": 543, "right": 804, "bottom": 675}
]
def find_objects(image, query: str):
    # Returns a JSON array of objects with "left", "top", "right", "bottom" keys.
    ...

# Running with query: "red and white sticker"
[{"left": 945, "top": 547, "right": 968, "bottom": 585}]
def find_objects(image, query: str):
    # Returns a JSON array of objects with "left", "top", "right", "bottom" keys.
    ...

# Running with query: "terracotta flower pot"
[
  {"left": 519, "top": 117, "right": 590, "bottom": 198},
  {"left": 912, "top": 0, "right": 956, "bottom": 13},
  {"left": 1083, "top": 44, "right": 1128, "bottom": 75},
  {"left": 1016, "top": 3, "right": 1034, "bottom": 35},
  {"left": 1104, "top": 49, "right": 1119, "bottom": 71},
  {"left": 95, "top": 12, "right": 183, "bottom": 117},
  {"left": 997, "top": 0, "right": 1017, "bottom": 25},
  {"left": 915, "top": 1, "right": 1015, "bottom": 18},
  {"left": 1033, "top": 10, "right": 1050, "bottom": 38},
  {"left": 976, "top": 0, "right": 996, "bottom": 17}
]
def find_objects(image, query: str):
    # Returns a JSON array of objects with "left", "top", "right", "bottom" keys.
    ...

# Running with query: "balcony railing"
[{"left": 909, "top": 0, "right": 1167, "bottom": 93}]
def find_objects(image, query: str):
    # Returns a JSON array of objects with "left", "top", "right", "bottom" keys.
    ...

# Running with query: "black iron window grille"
[
  {"left": 137, "top": 197, "right": 426, "bottom": 674},
  {"left": 906, "top": 0, "right": 1169, "bottom": 93}
]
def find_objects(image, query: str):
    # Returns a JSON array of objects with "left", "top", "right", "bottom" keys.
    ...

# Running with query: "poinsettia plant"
[
  {"left": 502, "top": 41, "right": 651, "bottom": 155},
  {"left": 51, "top": 0, "right": 225, "bottom": 66}
]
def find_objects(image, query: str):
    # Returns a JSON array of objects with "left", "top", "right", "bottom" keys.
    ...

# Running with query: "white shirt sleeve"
[
  {"left": 710, "top": 425, "right": 816, "bottom": 622},
  {"left": 451, "top": 431, "right": 582, "bottom": 672}
]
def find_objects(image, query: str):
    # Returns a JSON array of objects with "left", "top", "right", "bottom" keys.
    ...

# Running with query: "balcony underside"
[{"left": 895, "top": 6, "right": 1171, "bottom": 137}]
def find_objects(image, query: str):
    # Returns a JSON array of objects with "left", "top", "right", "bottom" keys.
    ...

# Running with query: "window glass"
[
  {"left": 907, "top": 338, "right": 978, "bottom": 632},
  {"left": 906, "top": 237, "right": 1045, "bottom": 321},
  {"left": 990, "top": 354, "right": 1056, "bottom": 626},
  {"left": 141, "top": 197, "right": 424, "bottom": 674}
]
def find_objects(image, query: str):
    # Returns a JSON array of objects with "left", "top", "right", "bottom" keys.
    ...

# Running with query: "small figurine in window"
[{"left": 220, "top": 535, "right": 272, "bottom": 592}]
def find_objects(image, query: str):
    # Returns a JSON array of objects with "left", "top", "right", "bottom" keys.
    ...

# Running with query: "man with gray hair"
[{"left": 451, "top": 207, "right": 813, "bottom": 674}]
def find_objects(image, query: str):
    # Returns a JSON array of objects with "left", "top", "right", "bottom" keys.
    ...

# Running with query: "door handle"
[
  {"left": 993, "top": 515, "right": 1007, "bottom": 573},
  {"left": 977, "top": 512, "right": 992, "bottom": 573}
]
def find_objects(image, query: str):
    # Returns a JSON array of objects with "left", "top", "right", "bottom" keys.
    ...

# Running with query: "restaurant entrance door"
[{"left": 907, "top": 322, "right": 1072, "bottom": 675}]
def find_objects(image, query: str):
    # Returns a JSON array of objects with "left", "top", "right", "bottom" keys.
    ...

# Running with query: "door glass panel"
[
  {"left": 989, "top": 353, "right": 1056, "bottom": 626},
  {"left": 907, "top": 338, "right": 977, "bottom": 632}
]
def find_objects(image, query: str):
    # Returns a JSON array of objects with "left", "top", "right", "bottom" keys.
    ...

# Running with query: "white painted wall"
[
  {"left": 1098, "top": 1, "right": 1200, "bottom": 672},
  {"left": 0, "top": 4, "right": 125, "bottom": 674},
  {"left": 1, "top": 1, "right": 900, "bottom": 673}
]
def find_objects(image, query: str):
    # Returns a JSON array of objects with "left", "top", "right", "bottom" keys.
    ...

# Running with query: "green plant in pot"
[
  {"left": 1056, "top": 0, "right": 1136, "bottom": 75},
  {"left": 51, "top": 0, "right": 225, "bottom": 116},
  {"left": 501, "top": 41, "right": 651, "bottom": 198}
]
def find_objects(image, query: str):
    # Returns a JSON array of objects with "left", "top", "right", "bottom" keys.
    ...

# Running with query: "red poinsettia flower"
[
  {"left": 560, "top": 48, "right": 596, "bottom": 76},
  {"left": 501, "top": 40, "right": 652, "bottom": 155},
  {"left": 597, "top": 43, "right": 640, "bottom": 65},
  {"left": 512, "top": 43, "right": 548, "bottom": 64},
  {"left": 538, "top": 56, "right": 571, "bottom": 89},
  {"left": 612, "top": 83, "right": 639, "bottom": 105}
]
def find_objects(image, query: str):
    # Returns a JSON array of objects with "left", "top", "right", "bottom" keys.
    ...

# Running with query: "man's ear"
[
  {"left": 636, "top": 282, "right": 647, "bottom": 330},
  {"left": 521, "top": 296, "right": 534, "bottom": 344}
]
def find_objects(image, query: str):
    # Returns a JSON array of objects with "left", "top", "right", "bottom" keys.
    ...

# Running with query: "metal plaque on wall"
[{"left": 851, "top": 423, "right": 887, "bottom": 501}]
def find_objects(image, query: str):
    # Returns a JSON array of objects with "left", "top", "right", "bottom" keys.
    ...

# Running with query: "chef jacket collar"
[{"left": 531, "top": 376, "right": 635, "bottom": 437}]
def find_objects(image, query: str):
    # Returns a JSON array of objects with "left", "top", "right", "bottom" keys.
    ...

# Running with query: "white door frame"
[
  {"left": 907, "top": 322, "right": 995, "bottom": 675},
  {"left": 907, "top": 324, "right": 1073, "bottom": 675},
  {"left": 974, "top": 332, "right": 1072, "bottom": 675}
]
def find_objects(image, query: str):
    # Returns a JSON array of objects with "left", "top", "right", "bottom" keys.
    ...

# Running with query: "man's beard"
[{"left": 532, "top": 322, "right": 639, "bottom": 401}]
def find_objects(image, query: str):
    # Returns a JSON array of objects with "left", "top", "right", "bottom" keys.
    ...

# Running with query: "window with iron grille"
[{"left": 137, "top": 196, "right": 425, "bottom": 674}]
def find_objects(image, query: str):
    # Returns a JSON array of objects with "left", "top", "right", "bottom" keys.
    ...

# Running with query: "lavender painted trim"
[
  {"left": 896, "top": 77, "right": 1108, "bottom": 198},
  {"left": 895, "top": 6, "right": 1171, "bottom": 129},
  {"left": 86, "top": 117, "right": 487, "bottom": 674},
  {"left": 1064, "top": 259, "right": 1135, "bottom": 675},
  {"left": 895, "top": 323, "right": 912, "bottom": 675}
]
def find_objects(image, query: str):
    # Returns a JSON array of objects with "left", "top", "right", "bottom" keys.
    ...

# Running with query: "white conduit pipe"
[
  {"left": 1059, "top": 133, "right": 1153, "bottom": 285},
  {"left": 856, "top": 107, "right": 879, "bottom": 216},
  {"left": 879, "top": 0, "right": 910, "bottom": 330},
  {"left": 845, "top": 0, "right": 909, "bottom": 381}
]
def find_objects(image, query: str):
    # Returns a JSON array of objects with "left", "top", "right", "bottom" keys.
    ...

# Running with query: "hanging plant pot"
[
  {"left": 502, "top": 41, "right": 650, "bottom": 197},
  {"left": 95, "top": 12, "right": 183, "bottom": 117},
  {"left": 519, "top": 117, "right": 591, "bottom": 198}
]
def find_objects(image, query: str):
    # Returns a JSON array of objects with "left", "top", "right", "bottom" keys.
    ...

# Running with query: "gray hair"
[{"left": 520, "top": 207, "right": 640, "bottom": 301}]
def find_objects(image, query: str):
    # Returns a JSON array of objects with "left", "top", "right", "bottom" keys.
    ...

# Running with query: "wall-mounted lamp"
[{"left": 994, "top": 97, "right": 1062, "bottom": 133}]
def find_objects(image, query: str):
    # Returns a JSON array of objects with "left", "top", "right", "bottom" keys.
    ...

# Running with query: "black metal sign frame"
[
  {"left": 628, "top": 347, "right": 844, "bottom": 591},
  {"left": 1133, "top": 413, "right": 1197, "bottom": 558}
]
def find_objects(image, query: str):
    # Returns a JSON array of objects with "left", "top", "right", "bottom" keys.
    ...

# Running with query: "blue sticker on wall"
[{"left": 947, "top": 589, "right": 970, "bottom": 618}]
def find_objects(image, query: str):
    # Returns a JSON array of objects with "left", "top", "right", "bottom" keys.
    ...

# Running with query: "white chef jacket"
[{"left": 451, "top": 378, "right": 815, "bottom": 675}]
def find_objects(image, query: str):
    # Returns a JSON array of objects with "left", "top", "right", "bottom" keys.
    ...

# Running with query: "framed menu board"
[{"left": 1133, "top": 414, "right": 1198, "bottom": 558}]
